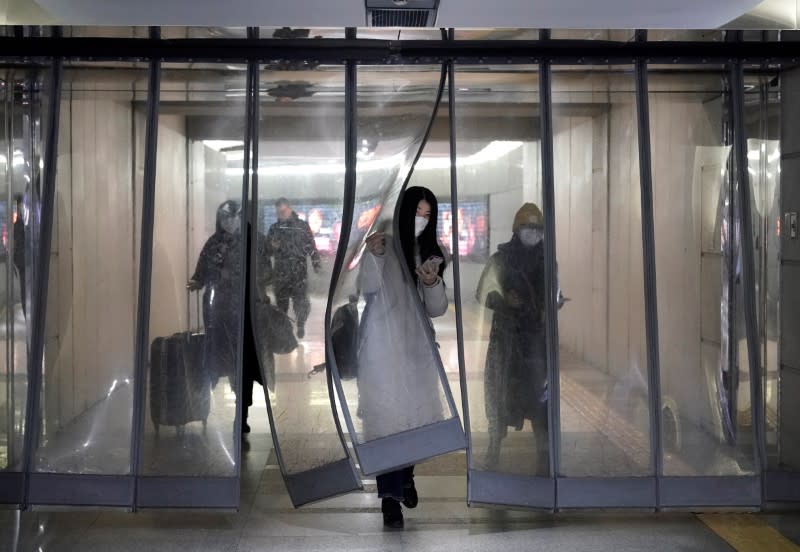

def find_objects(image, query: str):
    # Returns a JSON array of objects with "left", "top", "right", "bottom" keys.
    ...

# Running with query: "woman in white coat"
[{"left": 359, "top": 186, "right": 448, "bottom": 529}]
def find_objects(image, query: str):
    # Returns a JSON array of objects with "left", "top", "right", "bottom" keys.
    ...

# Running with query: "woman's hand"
[
  {"left": 187, "top": 279, "right": 202, "bottom": 291},
  {"left": 365, "top": 232, "right": 386, "bottom": 256},
  {"left": 416, "top": 263, "right": 439, "bottom": 287}
]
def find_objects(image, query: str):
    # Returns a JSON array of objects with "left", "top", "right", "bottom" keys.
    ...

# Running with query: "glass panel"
[
  {"left": 453, "top": 29, "right": 540, "bottom": 40},
  {"left": 550, "top": 30, "right": 635, "bottom": 41},
  {"left": 0, "top": 70, "right": 43, "bottom": 474},
  {"left": 161, "top": 27, "right": 248, "bottom": 39},
  {"left": 647, "top": 30, "right": 724, "bottom": 41},
  {"left": 651, "top": 69, "right": 755, "bottom": 476},
  {"left": 64, "top": 27, "right": 149, "bottom": 38},
  {"left": 253, "top": 64, "right": 353, "bottom": 475},
  {"left": 454, "top": 65, "right": 549, "bottom": 477},
  {"left": 743, "top": 75, "right": 781, "bottom": 469},
  {"left": 552, "top": 68, "right": 651, "bottom": 477},
  {"left": 357, "top": 28, "right": 444, "bottom": 40},
  {"left": 35, "top": 63, "right": 147, "bottom": 474},
  {"left": 260, "top": 27, "right": 346, "bottom": 39},
  {"left": 140, "top": 64, "right": 247, "bottom": 477},
  {"left": 329, "top": 65, "right": 459, "bottom": 448}
]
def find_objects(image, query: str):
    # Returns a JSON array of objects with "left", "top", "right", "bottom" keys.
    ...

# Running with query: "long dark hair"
[{"left": 397, "top": 186, "right": 446, "bottom": 283}]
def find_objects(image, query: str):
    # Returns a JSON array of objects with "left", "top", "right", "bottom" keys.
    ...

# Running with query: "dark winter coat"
[
  {"left": 191, "top": 215, "right": 271, "bottom": 395},
  {"left": 477, "top": 235, "right": 548, "bottom": 438},
  {"left": 266, "top": 212, "right": 321, "bottom": 286}
]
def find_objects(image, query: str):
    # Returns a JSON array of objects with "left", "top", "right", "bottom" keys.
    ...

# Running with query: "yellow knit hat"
[{"left": 512, "top": 203, "right": 544, "bottom": 232}]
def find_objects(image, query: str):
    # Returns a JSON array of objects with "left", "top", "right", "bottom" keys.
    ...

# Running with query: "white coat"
[{"left": 356, "top": 235, "right": 448, "bottom": 443}]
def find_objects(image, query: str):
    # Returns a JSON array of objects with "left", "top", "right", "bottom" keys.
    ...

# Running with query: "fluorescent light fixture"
[
  {"left": 203, "top": 140, "right": 243, "bottom": 152},
  {"left": 224, "top": 140, "right": 523, "bottom": 178}
]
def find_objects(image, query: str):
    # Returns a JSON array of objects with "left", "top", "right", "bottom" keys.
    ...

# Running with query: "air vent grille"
[{"left": 370, "top": 8, "right": 433, "bottom": 27}]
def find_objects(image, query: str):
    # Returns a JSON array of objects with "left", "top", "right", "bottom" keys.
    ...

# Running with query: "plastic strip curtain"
[{"left": 327, "top": 57, "right": 466, "bottom": 477}]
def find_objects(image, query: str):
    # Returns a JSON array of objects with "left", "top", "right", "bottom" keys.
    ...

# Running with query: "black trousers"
[
  {"left": 376, "top": 466, "right": 414, "bottom": 501},
  {"left": 274, "top": 279, "right": 310, "bottom": 329}
]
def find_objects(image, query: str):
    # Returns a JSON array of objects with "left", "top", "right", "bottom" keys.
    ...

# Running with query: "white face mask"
[
  {"left": 414, "top": 215, "right": 429, "bottom": 237},
  {"left": 221, "top": 217, "right": 239, "bottom": 235},
  {"left": 519, "top": 227, "right": 544, "bottom": 247}
]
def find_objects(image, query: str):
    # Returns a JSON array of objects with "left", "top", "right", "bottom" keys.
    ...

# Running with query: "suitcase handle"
[{"left": 187, "top": 289, "right": 202, "bottom": 333}]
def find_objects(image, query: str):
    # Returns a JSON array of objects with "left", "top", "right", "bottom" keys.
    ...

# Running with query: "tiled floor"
[
  {"left": 3, "top": 289, "right": 798, "bottom": 551},
  {"left": 0, "top": 464, "right": 762, "bottom": 552},
  {"left": 4, "top": 455, "right": 799, "bottom": 552}
]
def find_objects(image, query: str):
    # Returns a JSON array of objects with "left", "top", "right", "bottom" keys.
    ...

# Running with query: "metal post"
[
  {"left": 634, "top": 30, "right": 664, "bottom": 508},
  {"left": 20, "top": 56, "right": 62, "bottom": 509},
  {"left": 730, "top": 60, "right": 768, "bottom": 480},
  {"left": 129, "top": 26, "right": 161, "bottom": 511},
  {"left": 539, "top": 40, "right": 561, "bottom": 489},
  {"left": 234, "top": 27, "right": 257, "bottom": 478},
  {"left": 5, "top": 69, "right": 15, "bottom": 470},
  {"left": 447, "top": 26, "right": 474, "bottom": 483}
]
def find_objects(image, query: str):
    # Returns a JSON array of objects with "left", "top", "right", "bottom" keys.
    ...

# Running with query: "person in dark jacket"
[
  {"left": 188, "top": 200, "right": 270, "bottom": 435},
  {"left": 266, "top": 198, "right": 321, "bottom": 339},
  {"left": 477, "top": 203, "right": 549, "bottom": 474}
]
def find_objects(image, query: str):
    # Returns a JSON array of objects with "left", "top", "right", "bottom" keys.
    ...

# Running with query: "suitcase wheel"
[{"left": 202, "top": 419, "right": 208, "bottom": 433}]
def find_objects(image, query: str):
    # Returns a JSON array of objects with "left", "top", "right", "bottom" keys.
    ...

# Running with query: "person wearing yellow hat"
[{"left": 476, "top": 202, "right": 549, "bottom": 473}]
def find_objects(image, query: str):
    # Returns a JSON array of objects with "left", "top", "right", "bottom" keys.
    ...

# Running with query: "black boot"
[
  {"left": 382, "top": 498, "right": 404, "bottom": 529},
  {"left": 242, "top": 405, "right": 251, "bottom": 434},
  {"left": 402, "top": 479, "right": 418, "bottom": 509}
]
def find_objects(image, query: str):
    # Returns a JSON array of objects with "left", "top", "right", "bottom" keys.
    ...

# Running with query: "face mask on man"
[
  {"left": 221, "top": 217, "right": 240, "bottom": 235},
  {"left": 519, "top": 227, "right": 544, "bottom": 247},
  {"left": 414, "top": 216, "right": 429, "bottom": 237}
]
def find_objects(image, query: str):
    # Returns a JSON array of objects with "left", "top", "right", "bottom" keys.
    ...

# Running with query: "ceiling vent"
[{"left": 365, "top": 0, "right": 439, "bottom": 27}]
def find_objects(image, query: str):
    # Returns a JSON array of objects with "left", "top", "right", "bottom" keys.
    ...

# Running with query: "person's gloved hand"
[
  {"left": 506, "top": 290, "right": 524, "bottom": 308},
  {"left": 187, "top": 279, "right": 203, "bottom": 291}
]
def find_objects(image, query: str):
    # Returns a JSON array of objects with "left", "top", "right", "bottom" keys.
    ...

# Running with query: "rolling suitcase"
[{"left": 149, "top": 293, "right": 210, "bottom": 435}]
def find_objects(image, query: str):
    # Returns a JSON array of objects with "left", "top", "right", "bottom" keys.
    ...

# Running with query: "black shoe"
[
  {"left": 402, "top": 480, "right": 418, "bottom": 509},
  {"left": 242, "top": 421, "right": 251, "bottom": 434},
  {"left": 382, "top": 498, "right": 404, "bottom": 529},
  {"left": 297, "top": 325, "right": 305, "bottom": 339}
]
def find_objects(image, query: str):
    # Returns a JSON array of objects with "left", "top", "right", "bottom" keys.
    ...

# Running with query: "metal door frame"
[{"left": 0, "top": 25, "right": 788, "bottom": 510}]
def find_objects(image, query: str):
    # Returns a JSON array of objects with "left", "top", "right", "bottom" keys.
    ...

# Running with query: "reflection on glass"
[
  {"left": 161, "top": 27, "right": 248, "bottom": 39},
  {"left": 453, "top": 66, "right": 549, "bottom": 477},
  {"left": 454, "top": 29, "right": 540, "bottom": 40},
  {"left": 260, "top": 27, "right": 346, "bottom": 39},
  {"left": 64, "top": 27, "right": 149, "bottom": 38},
  {"left": 35, "top": 65, "right": 146, "bottom": 475},
  {"left": 550, "top": 29, "right": 634, "bottom": 41},
  {"left": 0, "top": 70, "right": 42, "bottom": 473},
  {"left": 140, "top": 65, "right": 247, "bottom": 476},
  {"left": 253, "top": 65, "right": 352, "bottom": 476},
  {"left": 647, "top": 30, "right": 723, "bottom": 41},
  {"left": 553, "top": 68, "right": 651, "bottom": 477},
  {"left": 651, "top": 70, "right": 754, "bottom": 476}
]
